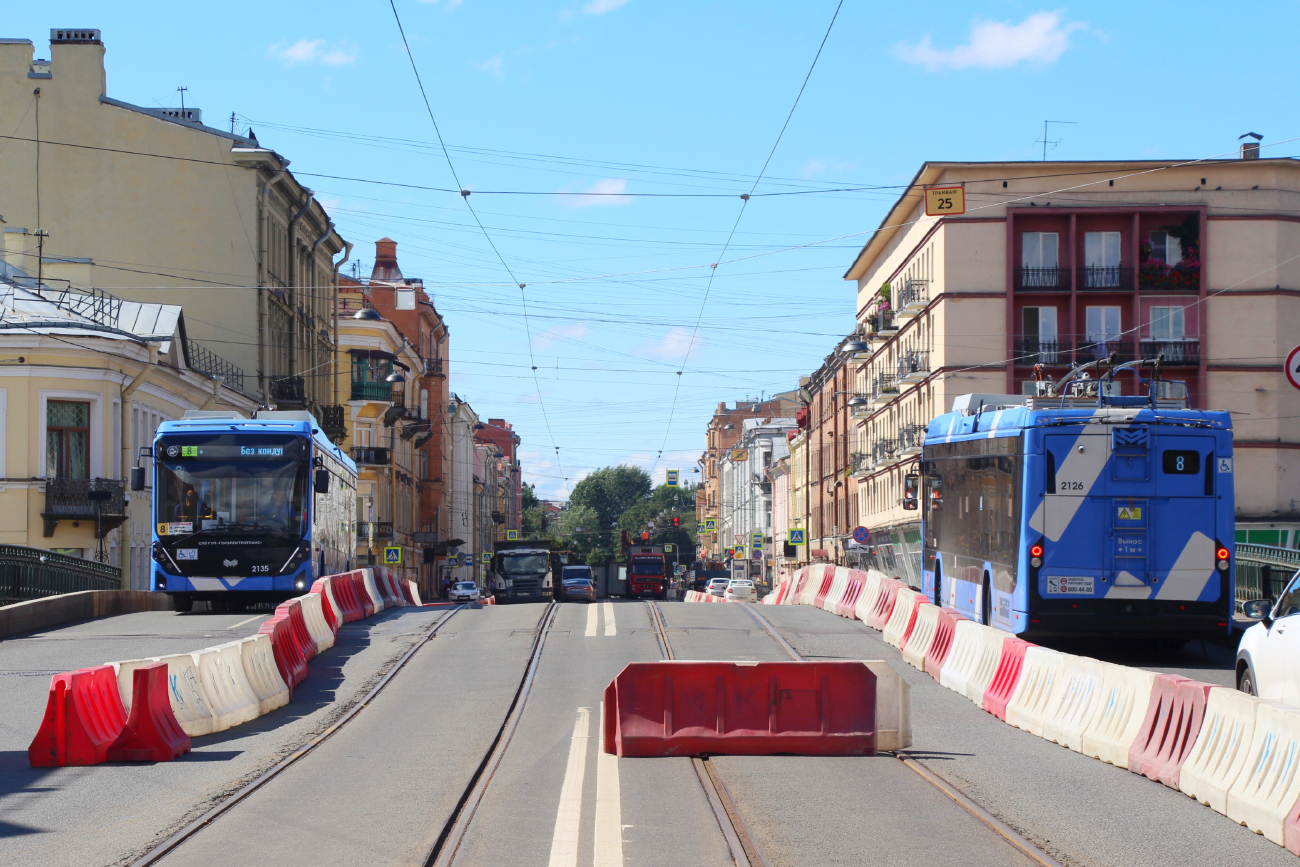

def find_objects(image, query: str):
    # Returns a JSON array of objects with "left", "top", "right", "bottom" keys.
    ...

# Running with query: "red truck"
[{"left": 627, "top": 545, "right": 668, "bottom": 600}]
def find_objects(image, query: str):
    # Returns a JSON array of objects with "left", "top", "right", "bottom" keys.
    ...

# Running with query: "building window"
[
  {"left": 1021, "top": 307, "right": 1059, "bottom": 363},
  {"left": 1084, "top": 306, "right": 1122, "bottom": 358},
  {"left": 1021, "top": 232, "right": 1059, "bottom": 286},
  {"left": 1148, "top": 231, "right": 1182, "bottom": 266},
  {"left": 1083, "top": 231, "right": 1123, "bottom": 287},
  {"left": 47, "top": 400, "right": 90, "bottom": 479},
  {"left": 1149, "top": 306, "right": 1186, "bottom": 341}
]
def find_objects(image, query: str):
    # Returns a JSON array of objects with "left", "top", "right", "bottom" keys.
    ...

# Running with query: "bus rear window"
[{"left": 1162, "top": 450, "right": 1200, "bottom": 474}]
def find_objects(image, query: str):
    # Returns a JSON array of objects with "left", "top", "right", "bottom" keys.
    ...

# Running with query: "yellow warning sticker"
[{"left": 1117, "top": 507, "right": 1142, "bottom": 521}]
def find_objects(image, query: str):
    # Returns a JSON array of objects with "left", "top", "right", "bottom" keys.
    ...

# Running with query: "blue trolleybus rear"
[
  {"left": 919, "top": 387, "right": 1234, "bottom": 640},
  {"left": 148, "top": 411, "right": 357, "bottom": 612}
]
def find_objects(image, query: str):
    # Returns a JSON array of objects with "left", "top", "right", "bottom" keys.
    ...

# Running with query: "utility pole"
[{"left": 34, "top": 229, "right": 49, "bottom": 292}]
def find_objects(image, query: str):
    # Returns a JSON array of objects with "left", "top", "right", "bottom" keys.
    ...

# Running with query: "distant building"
[
  {"left": 474, "top": 418, "right": 523, "bottom": 539},
  {"left": 716, "top": 417, "right": 798, "bottom": 585}
]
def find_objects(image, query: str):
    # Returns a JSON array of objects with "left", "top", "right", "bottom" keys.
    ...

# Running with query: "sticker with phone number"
[{"left": 1046, "top": 575, "right": 1095, "bottom": 595}]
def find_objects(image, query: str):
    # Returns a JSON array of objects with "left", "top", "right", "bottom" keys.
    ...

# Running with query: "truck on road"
[
  {"left": 490, "top": 540, "right": 562, "bottom": 603},
  {"left": 627, "top": 545, "right": 669, "bottom": 600}
]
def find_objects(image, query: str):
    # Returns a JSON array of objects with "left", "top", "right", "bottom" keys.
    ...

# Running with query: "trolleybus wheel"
[{"left": 171, "top": 594, "right": 193, "bottom": 613}]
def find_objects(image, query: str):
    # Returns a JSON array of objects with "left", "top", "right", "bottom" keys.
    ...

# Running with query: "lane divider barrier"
[
  {"left": 981, "top": 637, "right": 1033, "bottom": 721},
  {"left": 900, "top": 602, "right": 940, "bottom": 671},
  {"left": 882, "top": 587, "right": 921, "bottom": 650},
  {"left": 29, "top": 570, "right": 426, "bottom": 767}
]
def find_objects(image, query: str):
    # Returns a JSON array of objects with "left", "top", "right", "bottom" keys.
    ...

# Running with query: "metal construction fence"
[
  {"left": 1234, "top": 543, "right": 1300, "bottom": 613},
  {"left": 0, "top": 544, "right": 122, "bottom": 605}
]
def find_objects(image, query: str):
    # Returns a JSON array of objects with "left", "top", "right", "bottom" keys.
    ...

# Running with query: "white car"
[
  {"left": 724, "top": 580, "right": 757, "bottom": 603},
  {"left": 1237, "top": 569, "right": 1300, "bottom": 700},
  {"left": 705, "top": 577, "right": 730, "bottom": 598},
  {"left": 449, "top": 581, "right": 481, "bottom": 603}
]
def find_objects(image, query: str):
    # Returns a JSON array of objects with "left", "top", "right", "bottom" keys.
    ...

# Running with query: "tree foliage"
[{"left": 555, "top": 465, "right": 698, "bottom": 565}]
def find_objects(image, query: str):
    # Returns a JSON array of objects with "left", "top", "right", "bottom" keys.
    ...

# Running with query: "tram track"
[
  {"left": 733, "top": 602, "right": 1064, "bottom": 867},
  {"left": 133, "top": 603, "right": 470, "bottom": 867}
]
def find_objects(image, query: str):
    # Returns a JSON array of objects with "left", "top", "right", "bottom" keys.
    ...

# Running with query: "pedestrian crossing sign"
[
  {"left": 384, "top": 546, "right": 401, "bottom": 565},
  {"left": 787, "top": 529, "right": 806, "bottom": 545},
  {"left": 481, "top": 552, "right": 491, "bottom": 563},
  {"left": 704, "top": 519, "right": 717, "bottom": 530},
  {"left": 506, "top": 529, "right": 519, "bottom": 541}
]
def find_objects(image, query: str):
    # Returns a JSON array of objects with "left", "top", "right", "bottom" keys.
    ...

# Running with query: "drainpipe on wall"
[
  {"left": 285, "top": 192, "right": 315, "bottom": 387},
  {"left": 118, "top": 344, "right": 158, "bottom": 589},
  {"left": 306, "top": 221, "right": 334, "bottom": 407},
  {"left": 258, "top": 164, "right": 289, "bottom": 403},
  {"left": 198, "top": 375, "right": 225, "bottom": 411},
  {"left": 331, "top": 241, "right": 353, "bottom": 409}
]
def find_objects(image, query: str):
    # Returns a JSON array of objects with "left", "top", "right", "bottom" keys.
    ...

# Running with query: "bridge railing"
[
  {"left": 1235, "top": 543, "right": 1300, "bottom": 613},
  {"left": 0, "top": 544, "right": 123, "bottom": 605}
]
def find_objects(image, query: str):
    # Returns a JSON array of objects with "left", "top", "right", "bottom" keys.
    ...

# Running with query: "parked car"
[
  {"left": 1237, "top": 568, "right": 1300, "bottom": 699},
  {"left": 724, "top": 579, "right": 757, "bottom": 603},
  {"left": 562, "top": 577, "right": 596, "bottom": 603},
  {"left": 706, "top": 577, "right": 730, "bottom": 598},
  {"left": 562, "top": 565, "right": 595, "bottom": 584},
  {"left": 449, "top": 581, "right": 481, "bottom": 603}
]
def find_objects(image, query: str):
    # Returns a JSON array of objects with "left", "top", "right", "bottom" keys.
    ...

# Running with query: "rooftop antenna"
[
  {"left": 177, "top": 86, "right": 188, "bottom": 119},
  {"left": 230, "top": 111, "right": 237, "bottom": 134},
  {"left": 1036, "top": 120, "right": 1077, "bottom": 161}
]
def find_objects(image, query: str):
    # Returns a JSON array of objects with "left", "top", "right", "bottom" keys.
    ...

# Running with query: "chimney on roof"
[
  {"left": 371, "top": 237, "right": 403, "bottom": 282},
  {"left": 1239, "top": 132, "right": 1263, "bottom": 160}
]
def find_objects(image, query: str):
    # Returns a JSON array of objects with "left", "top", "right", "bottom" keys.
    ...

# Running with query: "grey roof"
[{"left": 0, "top": 270, "right": 184, "bottom": 353}]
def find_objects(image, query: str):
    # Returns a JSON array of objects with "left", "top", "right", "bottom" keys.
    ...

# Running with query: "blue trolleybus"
[
  {"left": 141, "top": 411, "right": 357, "bottom": 612},
  {"left": 914, "top": 367, "right": 1234, "bottom": 639}
]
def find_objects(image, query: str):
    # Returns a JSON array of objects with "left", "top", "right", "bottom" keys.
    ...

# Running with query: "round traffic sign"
[
  {"left": 1287, "top": 345, "right": 1300, "bottom": 392},
  {"left": 852, "top": 526, "right": 871, "bottom": 544}
]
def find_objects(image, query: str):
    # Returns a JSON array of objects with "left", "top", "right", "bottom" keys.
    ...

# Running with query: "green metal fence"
[
  {"left": 1235, "top": 543, "right": 1300, "bottom": 613},
  {"left": 0, "top": 544, "right": 122, "bottom": 606}
]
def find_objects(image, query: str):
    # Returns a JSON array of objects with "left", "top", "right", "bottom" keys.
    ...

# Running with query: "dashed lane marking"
[
  {"left": 586, "top": 603, "right": 599, "bottom": 638},
  {"left": 603, "top": 601, "right": 616, "bottom": 637},
  {"left": 548, "top": 706, "right": 592, "bottom": 867}
]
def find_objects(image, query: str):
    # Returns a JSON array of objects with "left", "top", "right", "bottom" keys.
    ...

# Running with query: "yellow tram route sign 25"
[{"left": 924, "top": 184, "right": 965, "bottom": 217}]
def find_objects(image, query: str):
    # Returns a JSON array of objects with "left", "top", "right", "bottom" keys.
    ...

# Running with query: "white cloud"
[
  {"left": 476, "top": 54, "right": 505, "bottom": 79},
  {"left": 533, "top": 323, "right": 588, "bottom": 351},
  {"left": 894, "top": 11, "right": 1085, "bottom": 71},
  {"left": 563, "top": 178, "right": 632, "bottom": 208},
  {"left": 584, "top": 0, "right": 629, "bottom": 14},
  {"left": 269, "top": 39, "right": 358, "bottom": 66},
  {"left": 800, "top": 157, "right": 857, "bottom": 179},
  {"left": 638, "top": 326, "right": 702, "bottom": 362}
]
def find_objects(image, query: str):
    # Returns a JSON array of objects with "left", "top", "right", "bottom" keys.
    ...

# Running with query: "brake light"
[
  {"left": 1029, "top": 543, "right": 1043, "bottom": 568},
  {"left": 1030, "top": 545, "right": 1043, "bottom": 557},
  {"left": 1216, "top": 546, "right": 1230, "bottom": 572},
  {"left": 1216, "top": 547, "right": 1230, "bottom": 561}
]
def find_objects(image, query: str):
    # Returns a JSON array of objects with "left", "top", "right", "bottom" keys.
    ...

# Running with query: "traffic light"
[
  {"left": 620, "top": 530, "right": 631, "bottom": 549},
  {"left": 672, "top": 516, "right": 680, "bottom": 528}
]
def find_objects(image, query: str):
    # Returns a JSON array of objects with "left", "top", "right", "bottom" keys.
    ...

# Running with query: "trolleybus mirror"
[
  {"left": 902, "top": 473, "right": 920, "bottom": 511},
  {"left": 130, "top": 466, "right": 146, "bottom": 491},
  {"left": 314, "top": 468, "right": 330, "bottom": 494}
]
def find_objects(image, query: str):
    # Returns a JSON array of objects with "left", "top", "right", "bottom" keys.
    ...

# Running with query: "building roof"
[{"left": 0, "top": 268, "right": 184, "bottom": 352}]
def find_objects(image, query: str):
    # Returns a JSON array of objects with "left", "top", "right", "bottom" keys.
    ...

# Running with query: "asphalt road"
[{"left": 0, "top": 599, "right": 1286, "bottom": 867}]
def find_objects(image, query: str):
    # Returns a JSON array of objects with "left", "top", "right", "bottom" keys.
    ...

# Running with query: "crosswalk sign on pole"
[
  {"left": 481, "top": 552, "right": 491, "bottom": 563},
  {"left": 384, "top": 546, "right": 401, "bottom": 565},
  {"left": 704, "top": 518, "right": 716, "bottom": 530},
  {"left": 506, "top": 529, "right": 518, "bottom": 541},
  {"left": 787, "top": 529, "right": 806, "bottom": 545}
]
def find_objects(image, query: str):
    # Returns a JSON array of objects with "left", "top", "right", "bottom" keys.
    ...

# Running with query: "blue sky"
[{"left": 11, "top": 2, "right": 1299, "bottom": 498}]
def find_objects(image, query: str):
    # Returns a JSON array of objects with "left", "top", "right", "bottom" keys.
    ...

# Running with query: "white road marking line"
[
  {"left": 594, "top": 701, "right": 623, "bottom": 867},
  {"left": 548, "top": 706, "right": 591, "bottom": 867},
  {"left": 226, "top": 614, "right": 265, "bottom": 630},
  {"left": 586, "top": 603, "right": 599, "bottom": 637},
  {"left": 604, "top": 601, "right": 616, "bottom": 637}
]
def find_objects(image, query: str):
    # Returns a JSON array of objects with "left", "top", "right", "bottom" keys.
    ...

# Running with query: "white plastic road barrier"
[
  {"left": 384, "top": 569, "right": 408, "bottom": 607},
  {"left": 191, "top": 643, "right": 263, "bottom": 732},
  {"left": 1042, "top": 656, "right": 1107, "bottom": 753},
  {"left": 231, "top": 635, "right": 290, "bottom": 716},
  {"left": 1005, "top": 647, "right": 1066, "bottom": 737},
  {"left": 361, "top": 568, "right": 387, "bottom": 613},
  {"left": 408, "top": 580, "right": 423, "bottom": 606},
  {"left": 312, "top": 576, "right": 344, "bottom": 634},
  {"left": 882, "top": 587, "right": 920, "bottom": 649},
  {"left": 146, "top": 652, "right": 219, "bottom": 737},
  {"left": 900, "top": 602, "right": 940, "bottom": 670},
  {"left": 821, "top": 569, "right": 849, "bottom": 613},
  {"left": 1225, "top": 701, "right": 1300, "bottom": 843},
  {"left": 862, "top": 660, "right": 913, "bottom": 751},
  {"left": 1180, "top": 687, "right": 1264, "bottom": 814},
  {"left": 854, "top": 571, "right": 886, "bottom": 623},
  {"left": 798, "top": 565, "right": 824, "bottom": 606},
  {"left": 1080, "top": 664, "right": 1156, "bottom": 768},
  {"left": 962, "top": 626, "right": 1012, "bottom": 706},
  {"left": 938, "top": 620, "right": 988, "bottom": 697},
  {"left": 297, "top": 592, "right": 335, "bottom": 654},
  {"left": 110, "top": 657, "right": 164, "bottom": 715}
]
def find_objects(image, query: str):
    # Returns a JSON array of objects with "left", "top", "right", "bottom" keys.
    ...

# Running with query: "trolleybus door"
[
  {"left": 1152, "top": 434, "right": 1219, "bottom": 602},
  {"left": 1041, "top": 433, "right": 1111, "bottom": 599}
]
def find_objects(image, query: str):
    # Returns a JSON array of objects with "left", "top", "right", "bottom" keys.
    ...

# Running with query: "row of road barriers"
[
  {"left": 764, "top": 565, "right": 1300, "bottom": 856},
  {"left": 28, "top": 567, "right": 421, "bottom": 767}
]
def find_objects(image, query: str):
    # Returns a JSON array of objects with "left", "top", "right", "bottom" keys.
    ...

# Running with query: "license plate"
[{"left": 1046, "top": 576, "right": 1095, "bottom": 595}]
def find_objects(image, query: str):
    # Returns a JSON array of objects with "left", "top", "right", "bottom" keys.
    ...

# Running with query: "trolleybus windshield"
[{"left": 156, "top": 435, "right": 309, "bottom": 538}]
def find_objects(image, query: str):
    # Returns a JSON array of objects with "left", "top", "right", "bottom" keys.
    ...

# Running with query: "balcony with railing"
[
  {"left": 1139, "top": 259, "right": 1201, "bottom": 292},
  {"left": 1013, "top": 337, "right": 1068, "bottom": 366},
  {"left": 896, "top": 280, "right": 929, "bottom": 321},
  {"left": 356, "top": 521, "right": 394, "bottom": 541},
  {"left": 350, "top": 446, "right": 391, "bottom": 466},
  {"left": 319, "top": 404, "right": 347, "bottom": 441},
  {"left": 871, "top": 373, "right": 899, "bottom": 406},
  {"left": 898, "top": 423, "right": 926, "bottom": 455},
  {"left": 1077, "top": 265, "right": 1134, "bottom": 290},
  {"left": 865, "top": 309, "right": 896, "bottom": 340},
  {"left": 1074, "top": 335, "right": 1136, "bottom": 363},
  {"left": 42, "top": 478, "right": 128, "bottom": 537},
  {"left": 350, "top": 380, "right": 393, "bottom": 402},
  {"left": 270, "top": 376, "right": 305, "bottom": 407},
  {"left": 1138, "top": 339, "right": 1201, "bottom": 365},
  {"left": 848, "top": 393, "right": 872, "bottom": 417},
  {"left": 424, "top": 357, "right": 445, "bottom": 377},
  {"left": 1014, "top": 266, "right": 1069, "bottom": 291},
  {"left": 897, "top": 350, "right": 930, "bottom": 383},
  {"left": 871, "top": 438, "right": 898, "bottom": 467}
]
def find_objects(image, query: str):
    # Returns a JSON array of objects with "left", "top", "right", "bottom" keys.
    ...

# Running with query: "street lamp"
[
  {"left": 841, "top": 339, "right": 869, "bottom": 353},
  {"left": 354, "top": 307, "right": 382, "bottom": 321}
]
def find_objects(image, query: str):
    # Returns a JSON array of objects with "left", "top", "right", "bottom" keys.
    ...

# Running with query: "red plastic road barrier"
[
  {"left": 325, "top": 574, "right": 358, "bottom": 623},
  {"left": 259, "top": 615, "right": 308, "bottom": 691},
  {"left": 351, "top": 571, "right": 377, "bottom": 617},
  {"left": 837, "top": 575, "right": 866, "bottom": 618},
  {"left": 981, "top": 637, "right": 1034, "bottom": 720},
  {"left": 791, "top": 568, "right": 811, "bottom": 602},
  {"left": 29, "top": 665, "right": 126, "bottom": 767},
  {"left": 377, "top": 568, "right": 399, "bottom": 606},
  {"left": 864, "top": 579, "right": 903, "bottom": 631},
  {"left": 311, "top": 579, "right": 340, "bottom": 632},
  {"left": 897, "top": 600, "right": 929, "bottom": 653},
  {"left": 386, "top": 570, "right": 407, "bottom": 606},
  {"left": 399, "top": 578, "right": 417, "bottom": 606},
  {"left": 275, "top": 599, "right": 317, "bottom": 662},
  {"left": 603, "top": 661, "right": 877, "bottom": 758},
  {"left": 812, "top": 571, "right": 836, "bottom": 609},
  {"left": 1128, "top": 674, "right": 1213, "bottom": 789},
  {"left": 924, "top": 609, "right": 966, "bottom": 680},
  {"left": 105, "top": 662, "right": 191, "bottom": 762}
]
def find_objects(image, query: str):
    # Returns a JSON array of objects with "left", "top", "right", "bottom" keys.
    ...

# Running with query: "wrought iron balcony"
[
  {"left": 350, "top": 446, "right": 391, "bottom": 466},
  {"left": 186, "top": 339, "right": 245, "bottom": 392},
  {"left": 898, "top": 279, "right": 929, "bottom": 309},
  {"left": 899, "top": 423, "right": 926, "bottom": 454},
  {"left": 42, "top": 478, "right": 128, "bottom": 538},
  {"left": 1139, "top": 339, "right": 1201, "bottom": 365},
  {"left": 319, "top": 404, "right": 347, "bottom": 441},
  {"left": 1013, "top": 338, "right": 1068, "bottom": 366},
  {"left": 356, "top": 521, "right": 393, "bottom": 540},
  {"left": 1139, "top": 260, "right": 1201, "bottom": 292},
  {"left": 872, "top": 374, "right": 899, "bottom": 403},
  {"left": 867, "top": 310, "right": 896, "bottom": 336},
  {"left": 1075, "top": 336, "right": 1136, "bottom": 363},
  {"left": 424, "top": 357, "right": 445, "bottom": 376},
  {"left": 897, "top": 350, "right": 930, "bottom": 382},
  {"left": 270, "top": 375, "right": 305, "bottom": 406},
  {"left": 1014, "top": 266, "right": 1068, "bottom": 291},
  {"left": 350, "top": 380, "right": 393, "bottom": 402},
  {"left": 1077, "top": 265, "right": 1134, "bottom": 290}
]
